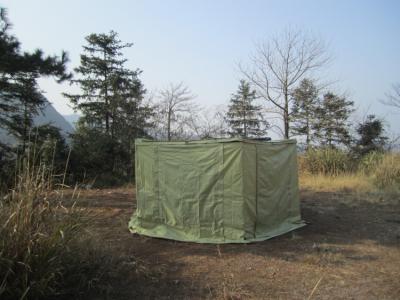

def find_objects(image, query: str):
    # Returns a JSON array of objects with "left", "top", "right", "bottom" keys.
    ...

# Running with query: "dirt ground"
[{"left": 74, "top": 188, "right": 400, "bottom": 299}]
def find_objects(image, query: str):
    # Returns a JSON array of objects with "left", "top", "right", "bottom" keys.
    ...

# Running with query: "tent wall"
[
  {"left": 255, "top": 143, "right": 302, "bottom": 236},
  {"left": 129, "top": 139, "right": 305, "bottom": 243}
]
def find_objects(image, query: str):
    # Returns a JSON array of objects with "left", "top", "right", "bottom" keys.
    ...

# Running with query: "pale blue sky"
[{"left": 2, "top": 0, "right": 400, "bottom": 135}]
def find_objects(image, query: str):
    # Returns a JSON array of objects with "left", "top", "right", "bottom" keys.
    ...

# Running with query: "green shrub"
[{"left": 69, "top": 125, "right": 133, "bottom": 187}]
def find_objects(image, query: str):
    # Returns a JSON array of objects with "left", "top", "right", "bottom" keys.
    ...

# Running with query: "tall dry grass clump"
[
  {"left": 357, "top": 151, "right": 384, "bottom": 175},
  {"left": 300, "top": 147, "right": 354, "bottom": 176},
  {"left": 299, "top": 149, "right": 400, "bottom": 196},
  {"left": 0, "top": 158, "right": 109, "bottom": 299},
  {"left": 372, "top": 153, "right": 400, "bottom": 189}
]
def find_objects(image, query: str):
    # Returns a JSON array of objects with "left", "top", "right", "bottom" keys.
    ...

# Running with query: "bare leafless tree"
[
  {"left": 155, "top": 82, "right": 197, "bottom": 141},
  {"left": 381, "top": 83, "right": 400, "bottom": 110},
  {"left": 187, "top": 106, "right": 229, "bottom": 139},
  {"left": 240, "top": 29, "right": 330, "bottom": 139}
]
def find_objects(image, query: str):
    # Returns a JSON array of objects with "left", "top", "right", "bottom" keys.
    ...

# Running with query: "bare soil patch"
[{"left": 70, "top": 188, "right": 400, "bottom": 299}]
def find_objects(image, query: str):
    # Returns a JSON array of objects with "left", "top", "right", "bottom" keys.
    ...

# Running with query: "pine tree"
[
  {"left": 226, "top": 80, "right": 267, "bottom": 138},
  {"left": 0, "top": 8, "right": 71, "bottom": 150},
  {"left": 5, "top": 76, "right": 42, "bottom": 148},
  {"left": 113, "top": 77, "right": 154, "bottom": 177},
  {"left": 111, "top": 71, "right": 153, "bottom": 141},
  {"left": 65, "top": 31, "right": 152, "bottom": 182},
  {"left": 290, "top": 79, "right": 318, "bottom": 148},
  {"left": 313, "top": 92, "right": 354, "bottom": 148},
  {"left": 64, "top": 31, "right": 144, "bottom": 138}
]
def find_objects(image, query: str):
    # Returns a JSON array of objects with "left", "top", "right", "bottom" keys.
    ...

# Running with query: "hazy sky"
[{"left": 2, "top": 0, "right": 400, "bottom": 136}]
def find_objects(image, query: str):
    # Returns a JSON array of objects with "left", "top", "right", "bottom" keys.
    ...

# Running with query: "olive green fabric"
[{"left": 129, "top": 138, "right": 305, "bottom": 243}]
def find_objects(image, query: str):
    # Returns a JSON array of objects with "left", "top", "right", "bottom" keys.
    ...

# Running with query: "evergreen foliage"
[
  {"left": 353, "top": 114, "right": 388, "bottom": 157},
  {"left": 0, "top": 7, "right": 71, "bottom": 188},
  {"left": 226, "top": 80, "right": 267, "bottom": 138},
  {"left": 69, "top": 121, "right": 120, "bottom": 185},
  {"left": 0, "top": 8, "right": 71, "bottom": 148},
  {"left": 64, "top": 31, "right": 140, "bottom": 134},
  {"left": 65, "top": 31, "right": 153, "bottom": 183},
  {"left": 290, "top": 79, "right": 319, "bottom": 147},
  {"left": 0, "top": 8, "right": 71, "bottom": 150},
  {"left": 313, "top": 92, "right": 354, "bottom": 148}
]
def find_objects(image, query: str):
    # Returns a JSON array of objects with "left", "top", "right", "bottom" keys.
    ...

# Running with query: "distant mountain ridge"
[
  {"left": 62, "top": 114, "right": 81, "bottom": 128},
  {"left": 0, "top": 97, "right": 74, "bottom": 146}
]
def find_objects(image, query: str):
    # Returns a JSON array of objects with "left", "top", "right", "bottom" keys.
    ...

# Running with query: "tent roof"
[{"left": 136, "top": 138, "right": 297, "bottom": 146}]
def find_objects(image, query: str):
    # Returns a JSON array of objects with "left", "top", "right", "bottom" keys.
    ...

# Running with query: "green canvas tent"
[{"left": 129, "top": 138, "right": 305, "bottom": 243}]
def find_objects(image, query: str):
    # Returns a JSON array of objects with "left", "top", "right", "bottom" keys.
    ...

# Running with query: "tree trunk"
[
  {"left": 284, "top": 92, "right": 289, "bottom": 139},
  {"left": 328, "top": 129, "right": 332, "bottom": 148},
  {"left": 243, "top": 101, "right": 247, "bottom": 137},
  {"left": 167, "top": 108, "right": 171, "bottom": 141},
  {"left": 105, "top": 96, "right": 109, "bottom": 133},
  {"left": 104, "top": 50, "right": 109, "bottom": 134},
  {"left": 306, "top": 118, "right": 310, "bottom": 149},
  {"left": 22, "top": 100, "right": 28, "bottom": 153}
]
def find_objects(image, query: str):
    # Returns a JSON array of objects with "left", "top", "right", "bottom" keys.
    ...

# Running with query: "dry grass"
[
  {"left": 298, "top": 147, "right": 355, "bottom": 176},
  {"left": 299, "top": 150, "right": 400, "bottom": 190},
  {"left": 372, "top": 153, "right": 400, "bottom": 189},
  {"left": 299, "top": 174, "right": 374, "bottom": 193},
  {"left": 299, "top": 173, "right": 400, "bottom": 205},
  {"left": 299, "top": 152, "right": 400, "bottom": 202},
  {"left": 0, "top": 158, "right": 120, "bottom": 299}
]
